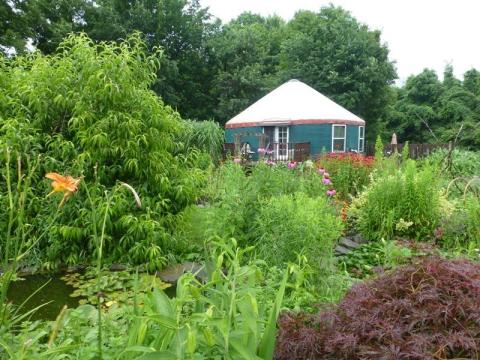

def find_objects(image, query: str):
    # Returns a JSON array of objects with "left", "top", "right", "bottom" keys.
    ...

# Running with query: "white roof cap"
[{"left": 225, "top": 79, "right": 365, "bottom": 129}]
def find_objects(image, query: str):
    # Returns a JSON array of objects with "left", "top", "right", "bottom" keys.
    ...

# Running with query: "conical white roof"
[{"left": 225, "top": 79, "right": 365, "bottom": 129}]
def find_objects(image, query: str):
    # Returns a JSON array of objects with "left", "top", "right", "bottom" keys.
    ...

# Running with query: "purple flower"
[
  {"left": 318, "top": 167, "right": 325, "bottom": 175},
  {"left": 266, "top": 149, "right": 274, "bottom": 155},
  {"left": 323, "top": 178, "right": 332, "bottom": 185},
  {"left": 288, "top": 161, "right": 297, "bottom": 169},
  {"left": 326, "top": 189, "right": 336, "bottom": 197},
  {"left": 233, "top": 158, "right": 241, "bottom": 164}
]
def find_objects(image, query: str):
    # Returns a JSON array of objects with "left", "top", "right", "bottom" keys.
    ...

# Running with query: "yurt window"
[
  {"left": 332, "top": 125, "right": 346, "bottom": 152},
  {"left": 358, "top": 126, "right": 365, "bottom": 152}
]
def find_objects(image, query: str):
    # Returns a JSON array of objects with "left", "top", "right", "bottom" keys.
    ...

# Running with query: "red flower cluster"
[
  {"left": 315, "top": 153, "right": 375, "bottom": 200},
  {"left": 320, "top": 152, "right": 375, "bottom": 168}
]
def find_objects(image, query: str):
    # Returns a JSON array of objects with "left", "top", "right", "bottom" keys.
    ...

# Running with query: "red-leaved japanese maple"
[{"left": 275, "top": 257, "right": 480, "bottom": 359}]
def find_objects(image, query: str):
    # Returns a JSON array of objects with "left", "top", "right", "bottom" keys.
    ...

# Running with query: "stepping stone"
[
  {"left": 109, "top": 264, "right": 127, "bottom": 272},
  {"left": 334, "top": 245, "right": 351, "bottom": 255},
  {"left": 353, "top": 233, "right": 367, "bottom": 244},
  {"left": 338, "top": 237, "right": 361, "bottom": 249},
  {"left": 156, "top": 262, "right": 207, "bottom": 284},
  {"left": 18, "top": 266, "right": 39, "bottom": 276}
]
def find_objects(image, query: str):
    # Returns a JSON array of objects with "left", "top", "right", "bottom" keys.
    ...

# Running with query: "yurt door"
[
  {"left": 274, "top": 126, "right": 289, "bottom": 161},
  {"left": 264, "top": 127, "right": 275, "bottom": 150}
]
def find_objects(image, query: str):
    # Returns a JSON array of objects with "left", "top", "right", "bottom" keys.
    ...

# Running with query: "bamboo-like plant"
[
  {"left": 82, "top": 181, "right": 142, "bottom": 359},
  {"left": 121, "top": 239, "right": 287, "bottom": 359},
  {"left": 0, "top": 149, "right": 66, "bottom": 335}
]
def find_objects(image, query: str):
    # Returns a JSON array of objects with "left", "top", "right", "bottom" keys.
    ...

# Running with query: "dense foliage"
[
  {"left": 316, "top": 153, "right": 375, "bottom": 200},
  {"left": 2, "top": 3, "right": 480, "bottom": 357},
  {"left": 175, "top": 119, "right": 224, "bottom": 165},
  {"left": 0, "top": 34, "right": 210, "bottom": 269},
  {"left": 275, "top": 257, "right": 480, "bottom": 359},
  {"left": 255, "top": 192, "right": 342, "bottom": 270},
  {"left": 350, "top": 160, "right": 442, "bottom": 241},
  {"left": 1, "top": 241, "right": 293, "bottom": 359},
  {"left": 3, "top": 1, "right": 480, "bottom": 142},
  {"left": 438, "top": 195, "right": 480, "bottom": 250},
  {"left": 338, "top": 239, "right": 414, "bottom": 278},
  {"left": 190, "top": 163, "right": 342, "bottom": 271},
  {"left": 382, "top": 66, "right": 480, "bottom": 148},
  {"left": 1, "top": 1, "right": 397, "bottom": 138},
  {"left": 425, "top": 148, "right": 480, "bottom": 179}
]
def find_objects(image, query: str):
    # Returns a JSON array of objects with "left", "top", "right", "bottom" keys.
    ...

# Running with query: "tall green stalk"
[
  {"left": 83, "top": 181, "right": 141, "bottom": 360},
  {"left": 0, "top": 149, "right": 59, "bottom": 330},
  {"left": 82, "top": 183, "right": 104, "bottom": 359}
]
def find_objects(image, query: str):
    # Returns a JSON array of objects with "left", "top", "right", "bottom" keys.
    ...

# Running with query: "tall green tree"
[
  {"left": 278, "top": 6, "right": 397, "bottom": 138},
  {"left": 19, "top": 0, "right": 91, "bottom": 54},
  {"left": 382, "top": 66, "right": 480, "bottom": 149},
  {"left": 0, "top": 0, "right": 32, "bottom": 54},
  {"left": 210, "top": 12, "right": 286, "bottom": 123},
  {"left": 3, "top": 0, "right": 221, "bottom": 120},
  {"left": 80, "top": 0, "right": 221, "bottom": 120},
  {"left": 463, "top": 68, "right": 480, "bottom": 96},
  {"left": 443, "top": 64, "right": 461, "bottom": 89}
]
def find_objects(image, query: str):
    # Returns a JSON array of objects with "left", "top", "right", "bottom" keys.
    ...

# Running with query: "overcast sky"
[{"left": 200, "top": 0, "right": 480, "bottom": 84}]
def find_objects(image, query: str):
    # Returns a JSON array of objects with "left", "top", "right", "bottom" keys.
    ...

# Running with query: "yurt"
[{"left": 224, "top": 79, "right": 365, "bottom": 161}]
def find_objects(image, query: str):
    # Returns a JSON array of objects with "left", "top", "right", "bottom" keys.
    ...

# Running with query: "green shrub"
[
  {"left": 199, "top": 162, "right": 331, "bottom": 246},
  {"left": 2, "top": 241, "right": 291, "bottom": 359},
  {"left": 254, "top": 192, "right": 343, "bottom": 273},
  {"left": 425, "top": 148, "right": 480, "bottom": 179},
  {"left": 0, "top": 34, "right": 210, "bottom": 269},
  {"left": 353, "top": 160, "right": 441, "bottom": 241},
  {"left": 338, "top": 239, "right": 413, "bottom": 278},
  {"left": 316, "top": 153, "right": 375, "bottom": 199},
  {"left": 439, "top": 196, "right": 480, "bottom": 251},
  {"left": 175, "top": 119, "right": 224, "bottom": 165}
]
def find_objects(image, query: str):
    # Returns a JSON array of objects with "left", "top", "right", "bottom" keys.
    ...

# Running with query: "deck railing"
[
  {"left": 264, "top": 142, "right": 311, "bottom": 162},
  {"left": 223, "top": 142, "right": 311, "bottom": 162}
]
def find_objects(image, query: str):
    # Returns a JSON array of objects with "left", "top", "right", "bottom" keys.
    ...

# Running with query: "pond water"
[
  {"left": 6, "top": 272, "right": 177, "bottom": 321},
  {"left": 7, "top": 274, "right": 80, "bottom": 321}
]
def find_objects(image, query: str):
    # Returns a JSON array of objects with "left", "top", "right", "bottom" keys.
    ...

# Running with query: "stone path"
[{"left": 335, "top": 234, "right": 367, "bottom": 256}]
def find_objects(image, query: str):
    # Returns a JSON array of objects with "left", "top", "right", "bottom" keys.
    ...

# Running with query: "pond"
[
  {"left": 7, "top": 274, "right": 80, "bottom": 321},
  {"left": 6, "top": 269, "right": 178, "bottom": 321}
]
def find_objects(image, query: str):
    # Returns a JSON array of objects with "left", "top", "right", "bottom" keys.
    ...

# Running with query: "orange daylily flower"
[{"left": 45, "top": 172, "right": 81, "bottom": 206}]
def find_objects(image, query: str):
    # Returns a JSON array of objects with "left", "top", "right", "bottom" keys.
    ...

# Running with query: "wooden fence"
[{"left": 365, "top": 143, "right": 450, "bottom": 159}]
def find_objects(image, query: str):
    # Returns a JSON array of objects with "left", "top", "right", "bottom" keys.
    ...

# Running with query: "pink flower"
[
  {"left": 323, "top": 177, "right": 332, "bottom": 185},
  {"left": 233, "top": 158, "right": 241, "bottom": 164},
  {"left": 288, "top": 161, "right": 297, "bottom": 169},
  {"left": 257, "top": 148, "right": 266, "bottom": 154},
  {"left": 318, "top": 167, "right": 325, "bottom": 175},
  {"left": 323, "top": 172, "right": 330, "bottom": 178},
  {"left": 326, "top": 189, "right": 336, "bottom": 197},
  {"left": 265, "top": 160, "right": 275, "bottom": 166}
]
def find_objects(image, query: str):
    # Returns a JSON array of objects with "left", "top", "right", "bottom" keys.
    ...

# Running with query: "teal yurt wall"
[
  {"left": 224, "top": 126, "right": 263, "bottom": 146},
  {"left": 224, "top": 79, "right": 366, "bottom": 159},
  {"left": 225, "top": 124, "right": 364, "bottom": 157}
]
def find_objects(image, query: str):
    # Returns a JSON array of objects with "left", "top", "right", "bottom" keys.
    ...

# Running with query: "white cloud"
[{"left": 201, "top": 0, "right": 480, "bottom": 82}]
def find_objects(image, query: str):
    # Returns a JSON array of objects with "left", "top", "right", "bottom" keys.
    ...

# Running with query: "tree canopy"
[
  {"left": 279, "top": 7, "right": 396, "bottom": 131},
  {"left": 2, "top": 0, "right": 479, "bottom": 147},
  {"left": 382, "top": 66, "right": 480, "bottom": 148}
]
